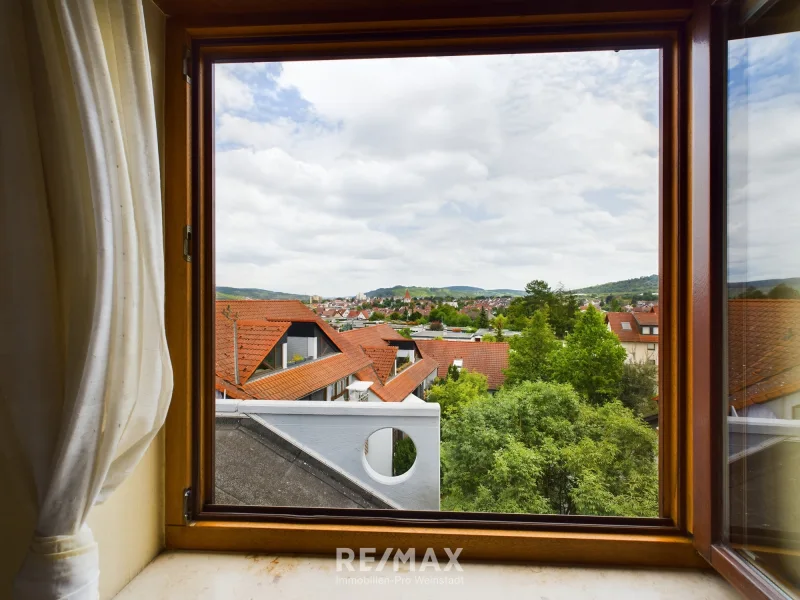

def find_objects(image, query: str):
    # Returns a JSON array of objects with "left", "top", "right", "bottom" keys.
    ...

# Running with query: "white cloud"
[{"left": 215, "top": 50, "right": 666, "bottom": 297}]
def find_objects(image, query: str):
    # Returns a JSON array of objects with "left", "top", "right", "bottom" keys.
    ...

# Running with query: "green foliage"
[
  {"left": 430, "top": 304, "right": 473, "bottom": 327},
  {"left": 393, "top": 435, "right": 417, "bottom": 476},
  {"left": 447, "top": 363, "right": 461, "bottom": 381},
  {"left": 398, "top": 328, "right": 413, "bottom": 339},
  {"left": 409, "top": 311, "right": 422, "bottom": 321},
  {"left": 505, "top": 309, "right": 561, "bottom": 386},
  {"left": 291, "top": 354, "right": 304, "bottom": 363},
  {"left": 506, "top": 280, "right": 579, "bottom": 337},
  {"left": 441, "top": 381, "right": 658, "bottom": 516},
  {"left": 767, "top": 283, "right": 800, "bottom": 299},
  {"left": 480, "top": 334, "right": 497, "bottom": 342},
  {"left": 427, "top": 371, "right": 489, "bottom": 419},
  {"left": 736, "top": 286, "right": 766, "bottom": 299},
  {"left": 389, "top": 311, "right": 402, "bottom": 320},
  {"left": 619, "top": 361, "right": 659, "bottom": 418},
  {"left": 491, "top": 314, "right": 507, "bottom": 341},
  {"left": 476, "top": 306, "right": 490, "bottom": 329},
  {"left": 551, "top": 307, "right": 627, "bottom": 405},
  {"left": 368, "top": 312, "right": 383, "bottom": 321}
]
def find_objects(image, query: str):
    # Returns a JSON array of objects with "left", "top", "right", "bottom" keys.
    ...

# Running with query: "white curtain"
[{"left": 0, "top": 0, "right": 173, "bottom": 598}]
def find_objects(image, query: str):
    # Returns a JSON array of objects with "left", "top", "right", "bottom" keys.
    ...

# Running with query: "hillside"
[
  {"left": 727, "top": 277, "right": 800, "bottom": 298},
  {"left": 572, "top": 275, "right": 659, "bottom": 296},
  {"left": 366, "top": 285, "right": 524, "bottom": 299},
  {"left": 216, "top": 286, "right": 309, "bottom": 301}
]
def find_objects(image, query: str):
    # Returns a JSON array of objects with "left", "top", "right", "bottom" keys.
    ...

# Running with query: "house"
[
  {"left": 216, "top": 301, "right": 439, "bottom": 403},
  {"left": 416, "top": 340, "right": 510, "bottom": 391},
  {"left": 605, "top": 311, "right": 660, "bottom": 364}
]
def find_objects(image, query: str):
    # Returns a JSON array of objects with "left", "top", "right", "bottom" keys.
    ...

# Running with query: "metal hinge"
[
  {"left": 183, "top": 225, "right": 192, "bottom": 262},
  {"left": 183, "top": 488, "right": 193, "bottom": 524},
  {"left": 182, "top": 46, "right": 192, "bottom": 84}
]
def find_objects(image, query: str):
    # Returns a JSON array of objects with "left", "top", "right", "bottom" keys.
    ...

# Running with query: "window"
[
  {"left": 164, "top": 0, "right": 695, "bottom": 569},
  {"left": 648, "top": 343, "right": 657, "bottom": 351},
  {"left": 212, "top": 48, "right": 662, "bottom": 517},
  {"left": 724, "top": 0, "right": 800, "bottom": 593},
  {"left": 653, "top": 326, "right": 659, "bottom": 335}
]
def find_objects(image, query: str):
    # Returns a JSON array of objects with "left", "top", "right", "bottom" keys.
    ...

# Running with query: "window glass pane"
[
  {"left": 214, "top": 49, "right": 661, "bottom": 516},
  {"left": 726, "top": 0, "right": 800, "bottom": 593}
]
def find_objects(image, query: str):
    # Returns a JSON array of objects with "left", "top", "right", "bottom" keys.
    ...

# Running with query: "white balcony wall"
[{"left": 217, "top": 400, "right": 440, "bottom": 510}]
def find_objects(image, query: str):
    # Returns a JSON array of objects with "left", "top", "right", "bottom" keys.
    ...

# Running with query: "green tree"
[
  {"left": 549, "top": 284, "right": 580, "bottom": 338},
  {"left": 389, "top": 311, "right": 402, "bottom": 320},
  {"left": 491, "top": 314, "right": 507, "bottom": 342},
  {"left": 477, "top": 306, "right": 490, "bottom": 329},
  {"left": 767, "top": 283, "right": 800, "bottom": 299},
  {"left": 552, "top": 306, "right": 626, "bottom": 405},
  {"left": 619, "top": 360, "right": 659, "bottom": 419},
  {"left": 392, "top": 435, "right": 417, "bottom": 476},
  {"left": 441, "top": 381, "right": 658, "bottom": 516},
  {"left": 398, "top": 328, "right": 413, "bottom": 339},
  {"left": 505, "top": 309, "right": 561, "bottom": 385},
  {"left": 736, "top": 286, "right": 766, "bottom": 299},
  {"left": 427, "top": 370, "right": 489, "bottom": 418},
  {"left": 409, "top": 311, "right": 422, "bottom": 322},
  {"left": 368, "top": 311, "right": 383, "bottom": 321}
]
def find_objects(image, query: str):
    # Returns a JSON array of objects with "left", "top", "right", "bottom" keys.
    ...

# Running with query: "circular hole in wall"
[{"left": 363, "top": 428, "right": 417, "bottom": 478}]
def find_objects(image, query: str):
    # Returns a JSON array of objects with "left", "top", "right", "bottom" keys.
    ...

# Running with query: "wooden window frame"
[{"left": 160, "top": 0, "right": 728, "bottom": 571}]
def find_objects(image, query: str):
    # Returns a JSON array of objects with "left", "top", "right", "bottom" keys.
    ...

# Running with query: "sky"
[
  {"left": 211, "top": 40, "right": 796, "bottom": 299},
  {"left": 727, "top": 30, "right": 800, "bottom": 284}
]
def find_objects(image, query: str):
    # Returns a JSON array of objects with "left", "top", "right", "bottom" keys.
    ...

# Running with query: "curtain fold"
[{"left": 0, "top": 0, "right": 173, "bottom": 598}]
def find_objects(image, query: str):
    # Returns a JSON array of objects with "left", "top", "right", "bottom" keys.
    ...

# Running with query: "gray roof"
[{"left": 215, "top": 416, "right": 390, "bottom": 508}]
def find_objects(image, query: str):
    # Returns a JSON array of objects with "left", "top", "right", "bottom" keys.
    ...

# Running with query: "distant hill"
[
  {"left": 216, "top": 286, "right": 309, "bottom": 301},
  {"left": 572, "top": 275, "right": 659, "bottom": 296},
  {"left": 366, "top": 285, "right": 524, "bottom": 299},
  {"left": 727, "top": 277, "right": 800, "bottom": 298}
]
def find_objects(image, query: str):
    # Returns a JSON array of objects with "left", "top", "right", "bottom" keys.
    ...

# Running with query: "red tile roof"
[
  {"left": 341, "top": 323, "right": 407, "bottom": 347},
  {"left": 728, "top": 299, "right": 800, "bottom": 410},
  {"left": 363, "top": 346, "right": 398, "bottom": 384},
  {"left": 355, "top": 357, "right": 439, "bottom": 402},
  {"left": 416, "top": 340, "right": 509, "bottom": 390},
  {"left": 215, "top": 320, "right": 291, "bottom": 383},
  {"left": 215, "top": 300, "right": 371, "bottom": 400},
  {"left": 605, "top": 312, "right": 659, "bottom": 344},
  {"left": 632, "top": 312, "right": 659, "bottom": 327}
]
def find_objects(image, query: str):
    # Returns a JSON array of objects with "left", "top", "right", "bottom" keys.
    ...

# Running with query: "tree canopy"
[
  {"left": 441, "top": 381, "right": 658, "bottom": 516},
  {"left": 505, "top": 309, "right": 560, "bottom": 386},
  {"left": 551, "top": 306, "right": 627, "bottom": 405},
  {"left": 505, "top": 279, "right": 579, "bottom": 337},
  {"left": 427, "top": 370, "right": 489, "bottom": 419}
]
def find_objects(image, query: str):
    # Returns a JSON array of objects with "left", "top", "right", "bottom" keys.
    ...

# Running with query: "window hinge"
[
  {"left": 183, "top": 488, "right": 193, "bottom": 524},
  {"left": 183, "top": 225, "right": 192, "bottom": 262},
  {"left": 182, "top": 46, "right": 192, "bottom": 84}
]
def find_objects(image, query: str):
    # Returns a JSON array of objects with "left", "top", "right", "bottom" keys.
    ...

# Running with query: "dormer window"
[{"left": 642, "top": 326, "right": 651, "bottom": 335}]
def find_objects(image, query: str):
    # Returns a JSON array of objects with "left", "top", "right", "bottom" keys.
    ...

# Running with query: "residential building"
[
  {"left": 605, "top": 311, "right": 660, "bottom": 364},
  {"left": 416, "top": 340, "right": 510, "bottom": 391}
]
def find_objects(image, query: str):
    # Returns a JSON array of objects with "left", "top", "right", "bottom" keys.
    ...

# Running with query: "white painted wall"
[
  {"left": 365, "top": 427, "right": 394, "bottom": 476},
  {"left": 217, "top": 400, "right": 440, "bottom": 510},
  {"left": 621, "top": 341, "right": 658, "bottom": 365}
]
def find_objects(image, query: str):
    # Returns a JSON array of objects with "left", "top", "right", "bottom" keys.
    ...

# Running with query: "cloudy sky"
[
  {"left": 214, "top": 49, "right": 663, "bottom": 297},
  {"left": 727, "top": 30, "right": 800, "bottom": 284}
]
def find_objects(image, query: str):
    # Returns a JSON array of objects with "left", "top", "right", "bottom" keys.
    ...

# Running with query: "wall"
[
  {"left": 0, "top": 2, "right": 166, "bottom": 599},
  {"left": 218, "top": 399, "right": 441, "bottom": 510}
]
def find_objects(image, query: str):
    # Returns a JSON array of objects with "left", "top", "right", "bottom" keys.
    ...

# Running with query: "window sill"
[{"left": 116, "top": 550, "right": 737, "bottom": 600}]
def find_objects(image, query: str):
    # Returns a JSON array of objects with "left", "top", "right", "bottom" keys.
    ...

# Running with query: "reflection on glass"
[
  {"left": 213, "top": 50, "right": 662, "bottom": 516},
  {"left": 727, "top": 0, "right": 800, "bottom": 593}
]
